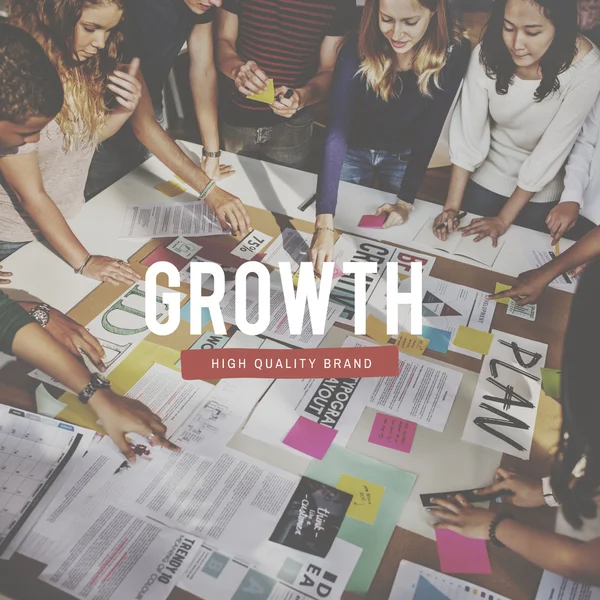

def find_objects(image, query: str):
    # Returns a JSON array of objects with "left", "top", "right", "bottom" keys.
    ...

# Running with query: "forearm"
[
  {"left": 496, "top": 519, "right": 600, "bottom": 585},
  {"left": 497, "top": 186, "right": 535, "bottom": 226},
  {"left": 217, "top": 39, "right": 244, "bottom": 80},
  {"left": 191, "top": 67, "right": 220, "bottom": 152},
  {"left": 315, "top": 213, "right": 334, "bottom": 228},
  {"left": 101, "top": 112, "right": 131, "bottom": 142},
  {"left": 445, "top": 165, "right": 472, "bottom": 210},
  {"left": 297, "top": 70, "right": 334, "bottom": 108}
]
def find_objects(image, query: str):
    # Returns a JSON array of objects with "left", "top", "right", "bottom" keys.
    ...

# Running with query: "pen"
[
  {"left": 276, "top": 88, "right": 295, "bottom": 102},
  {"left": 435, "top": 211, "right": 467, "bottom": 231}
]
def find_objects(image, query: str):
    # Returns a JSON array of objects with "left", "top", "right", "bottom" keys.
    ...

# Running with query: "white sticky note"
[
  {"left": 167, "top": 236, "right": 202, "bottom": 259},
  {"left": 507, "top": 299, "right": 537, "bottom": 321},
  {"left": 231, "top": 230, "right": 274, "bottom": 259}
]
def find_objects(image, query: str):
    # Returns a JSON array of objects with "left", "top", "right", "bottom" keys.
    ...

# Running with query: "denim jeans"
[
  {"left": 463, "top": 180, "right": 596, "bottom": 240},
  {"left": 0, "top": 241, "right": 29, "bottom": 262},
  {"left": 340, "top": 147, "right": 411, "bottom": 199},
  {"left": 221, "top": 109, "right": 314, "bottom": 170}
]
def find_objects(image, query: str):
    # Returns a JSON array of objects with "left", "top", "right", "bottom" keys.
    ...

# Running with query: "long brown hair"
[
  {"left": 8, "top": 0, "right": 124, "bottom": 150},
  {"left": 358, "top": 0, "right": 464, "bottom": 101}
]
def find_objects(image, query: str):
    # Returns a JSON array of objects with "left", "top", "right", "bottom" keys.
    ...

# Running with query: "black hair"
[
  {"left": 0, "top": 23, "right": 64, "bottom": 124},
  {"left": 480, "top": 0, "right": 579, "bottom": 102},
  {"left": 551, "top": 257, "right": 600, "bottom": 528}
]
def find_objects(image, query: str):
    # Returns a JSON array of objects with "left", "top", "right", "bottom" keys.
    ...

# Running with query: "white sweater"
[
  {"left": 560, "top": 93, "right": 600, "bottom": 224},
  {"left": 450, "top": 43, "right": 600, "bottom": 203}
]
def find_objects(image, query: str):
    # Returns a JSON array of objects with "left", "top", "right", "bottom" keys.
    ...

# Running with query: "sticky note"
[
  {"left": 494, "top": 282, "right": 512, "bottom": 305},
  {"left": 435, "top": 529, "right": 492, "bottom": 574},
  {"left": 366, "top": 314, "right": 390, "bottom": 345},
  {"left": 507, "top": 299, "right": 537, "bottom": 321},
  {"left": 247, "top": 78, "right": 275, "bottom": 104},
  {"left": 396, "top": 332, "right": 429, "bottom": 356},
  {"left": 541, "top": 368, "right": 561, "bottom": 400},
  {"left": 358, "top": 214, "right": 386, "bottom": 229},
  {"left": 368, "top": 413, "right": 416, "bottom": 453},
  {"left": 337, "top": 474, "right": 385, "bottom": 525},
  {"left": 453, "top": 326, "right": 494, "bottom": 355},
  {"left": 155, "top": 179, "right": 186, "bottom": 197},
  {"left": 283, "top": 416, "right": 338, "bottom": 459},
  {"left": 181, "top": 301, "right": 211, "bottom": 328},
  {"left": 421, "top": 326, "right": 451, "bottom": 353}
]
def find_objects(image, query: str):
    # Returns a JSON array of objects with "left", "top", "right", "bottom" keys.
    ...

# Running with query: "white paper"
[
  {"left": 125, "top": 363, "right": 214, "bottom": 433},
  {"left": 120, "top": 201, "right": 227, "bottom": 239},
  {"left": 40, "top": 504, "right": 201, "bottom": 600},
  {"left": 166, "top": 236, "right": 202, "bottom": 259},
  {"left": 413, "top": 217, "right": 504, "bottom": 267},
  {"left": 535, "top": 570, "right": 600, "bottom": 600},
  {"left": 262, "top": 228, "right": 312, "bottom": 272},
  {"left": 231, "top": 230, "right": 274, "bottom": 259},
  {"left": 220, "top": 287, "right": 343, "bottom": 349},
  {"left": 528, "top": 249, "right": 579, "bottom": 290},
  {"left": 180, "top": 256, "right": 237, "bottom": 294},
  {"left": 179, "top": 537, "right": 362, "bottom": 600},
  {"left": 507, "top": 299, "right": 537, "bottom": 321},
  {"left": 347, "top": 336, "right": 462, "bottom": 432},
  {"left": 0, "top": 352, "right": 16, "bottom": 371},
  {"left": 124, "top": 448, "right": 299, "bottom": 563},
  {"left": 462, "top": 330, "right": 547, "bottom": 459},
  {"left": 391, "top": 560, "right": 512, "bottom": 599},
  {"left": 0, "top": 406, "right": 94, "bottom": 558}
]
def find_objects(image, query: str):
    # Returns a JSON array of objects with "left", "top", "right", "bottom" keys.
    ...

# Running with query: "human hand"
[
  {"left": 310, "top": 227, "right": 335, "bottom": 276},
  {"left": 376, "top": 200, "right": 413, "bottom": 228},
  {"left": 571, "top": 261, "right": 589, "bottom": 277},
  {"left": 475, "top": 468, "right": 545, "bottom": 508},
  {"left": 89, "top": 389, "right": 180, "bottom": 461},
  {"left": 108, "top": 58, "right": 142, "bottom": 114},
  {"left": 486, "top": 268, "right": 551, "bottom": 306},
  {"left": 205, "top": 186, "right": 251, "bottom": 236},
  {"left": 459, "top": 216, "right": 509, "bottom": 247},
  {"left": 433, "top": 208, "right": 459, "bottom": 241},
  {"left": 430, "top": 494, "right": 496, "bottom": 539},
  {"left": 202, "top": 156, "right": 235, "bottom": 182},
  {"left": 546, "top": 202, "right": 579, "bottom": 245},
  {"left": 83, "top": 256, "right": 140, "bottom": 286},
  {"left": 271, "top": 87, "right": 303, "bottom": 118},
  {"left": 0, "top": 265, "right": 11, "bottom": 284},
  {"left": 234, "top": 61, "right": 269, "bottom": 95}
]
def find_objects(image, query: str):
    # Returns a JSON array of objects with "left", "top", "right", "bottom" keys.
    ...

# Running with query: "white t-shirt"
[
  {"left": 450, "top": 42, "right": 600, "bottom": 203},
  {"left": 0, "top": 120, "right": 94, "bottom": 242}
]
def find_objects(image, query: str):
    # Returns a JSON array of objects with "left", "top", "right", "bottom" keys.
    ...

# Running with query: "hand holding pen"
[
  {"left": 271, "top": 87, "right": 302, "bottom": 118},
  {"left": 433, "top": 209, "right": 467, "bottom": 241}
]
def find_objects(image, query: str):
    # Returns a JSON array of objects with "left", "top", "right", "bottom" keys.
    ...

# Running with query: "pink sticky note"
[
  {"left": 283, "top": 416, "right": 338, "bottom": 459},
  {"left": 435, "top": 530, "right": 492, "bottom": 574},
  {"left": 359, "top": 214, "right": 386, "bottom": 229},
  {"left": 368, "top": 413, "right": 416, "bottom": 453},
  {"left": 141, "top": 245, "right": 190, "bottom": 271}
]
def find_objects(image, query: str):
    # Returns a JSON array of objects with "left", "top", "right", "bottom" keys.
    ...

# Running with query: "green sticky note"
[
  {"left": 541, "top": 368, "right": 561, "bottom": 400},
  {"left": 305, "top": 446, "right": 416, "bottom": 595}
]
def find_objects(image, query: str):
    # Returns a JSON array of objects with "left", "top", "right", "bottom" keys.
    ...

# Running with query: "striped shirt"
[{"left": 220, "top": 0, "right": 355, "bottom": 126}]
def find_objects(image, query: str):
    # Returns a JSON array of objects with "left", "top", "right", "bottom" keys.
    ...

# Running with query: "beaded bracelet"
[{"left": 489, "top": 512, "right": 513, "bottom": 547}]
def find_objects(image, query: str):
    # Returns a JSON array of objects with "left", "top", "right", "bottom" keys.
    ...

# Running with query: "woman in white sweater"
[{"left": 434, "top": 0, "right": 600, "bottom": 247}]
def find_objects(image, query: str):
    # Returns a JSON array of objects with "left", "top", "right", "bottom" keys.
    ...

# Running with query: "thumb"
[
  {"left": 375, "top": 206, "right": 385, "bottom": 215},
  {"left": 127, "top": 57, "right": 141, "bottom": 77},
  {"left": 113, "top": 433, "right": 137, "bottom": 463}
]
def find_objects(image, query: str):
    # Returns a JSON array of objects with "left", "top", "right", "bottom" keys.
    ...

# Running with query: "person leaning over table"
[
  {"left": 430, "top": 259, "right": 600, "bottom": 587},
  {"left": 433, "top": 0, "right": 600, "bottom": 248},
  {"left": 84, "top": 0, "right": 238, "bottom": 199},
  {"left": 215, "top": 0, "right": 356, "bottom": 169},
  {"left": 0, "top": 290, "right": 179, "bottom": 460},
  {"left": 309, "top": 0, "right": 471, "bottom": 275}
]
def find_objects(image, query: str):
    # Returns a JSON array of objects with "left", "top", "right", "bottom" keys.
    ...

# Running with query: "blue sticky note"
[
  {"left": 421, "top": 326, "right": 452, "bottom": 353},
  {"left": 414, "top": 576, "right": 450, "bottom": 600},
  {"left": 181, "top": 301, "right": 210, "bottom": 327}
]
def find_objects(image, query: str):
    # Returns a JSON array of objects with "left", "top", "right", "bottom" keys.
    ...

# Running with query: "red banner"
[{"left": 181, "top": 346, "right": 398, "bottom": 379}]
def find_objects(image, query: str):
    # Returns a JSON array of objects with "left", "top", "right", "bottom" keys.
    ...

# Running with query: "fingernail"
[
  {"left": 128, "top": 455, "right": 137, "bottom": 464},
  {"left": 425, "top": 508, "right": 432, "bottom": 512}
]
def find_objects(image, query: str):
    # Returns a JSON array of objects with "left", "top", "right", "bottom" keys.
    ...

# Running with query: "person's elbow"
[{"left": 552, "top": 545, "right": 600, "bottom": 586}]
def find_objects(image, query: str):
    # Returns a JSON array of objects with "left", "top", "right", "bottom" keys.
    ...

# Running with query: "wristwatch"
[
  {"left": 202, "top": 148, "right": 221, "bottom": 158},
  {"left": 542, "top": 476, "right": 562, "bottom": 507},
  {"left": 78, "top": 373, "right": 111, "bottom": 404},
  {"left": 29, "top": 303, "right": 51, "bottom": 328}
]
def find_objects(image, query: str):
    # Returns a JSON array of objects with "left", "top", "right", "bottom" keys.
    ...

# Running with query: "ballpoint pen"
[{"left": 435, "top": 211, "right": 467, "bottom": 231}]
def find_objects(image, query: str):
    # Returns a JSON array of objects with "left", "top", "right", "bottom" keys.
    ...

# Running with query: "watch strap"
[
  {"left": 542, "top": 476, "right": 562, "bottom": 507},
  {"left": 29, "top": 303, "right": 51, "bottom": 327},
  {"left": 202, "top": 148, "right": 221, "bottom": 158}
]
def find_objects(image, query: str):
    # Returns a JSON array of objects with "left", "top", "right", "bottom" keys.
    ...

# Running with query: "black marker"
[
  {"left": 435, "top": 211, "right": 467, "bottom": 231},
  {"left": 276, "top": 88, "right": 295, "bottom": 102}
]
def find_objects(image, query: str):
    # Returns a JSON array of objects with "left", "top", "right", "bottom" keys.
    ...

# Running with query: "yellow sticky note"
[
  {"left": 366, "top": 314, "right": 390, "bottom": 345},
  {"left": 337, "top": 474, "right": 385, "bottom": 525},
  {"left": 494, "top": 282, "right": 512, "bottom": 305},
  {"left": 453, "top": 326, "right": 494, "bottom": 355},
  {"left": 247, "top": 78, "right": 275, "bottom": 104},
  {"left": 155, "top": 179, "right": 186, "bottom": 197},
  {"left": 292, "top": 268, "right": 318, "bottom": 288},
  {"left": 396, "top": 332, "right": 429, "bottom": 356}
]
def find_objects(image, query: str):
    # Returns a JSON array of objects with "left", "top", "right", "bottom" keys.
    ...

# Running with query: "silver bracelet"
[{"left": 74, "top": 254, "right": 92, "bottom": 275}]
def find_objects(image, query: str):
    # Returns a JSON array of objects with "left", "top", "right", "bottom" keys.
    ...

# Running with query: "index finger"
[
  {"left": 487, "top": 287, "right": 520, "bottom": 300},
  {"left": 250, "top": 64, "right": 269, "bottom": 84},
  {"left": 127, "top": 57, "right": 140, "bottom": 77}
]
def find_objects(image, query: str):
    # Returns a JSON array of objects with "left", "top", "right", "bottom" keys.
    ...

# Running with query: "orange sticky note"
[
  {"left": 395, "top": 332, "right": 429, "bottom": 356},
  {"left": 155, "top": 179, "right": 186, "bottom": 197},
  {"left": 494, "top": 282, "right": 512, "bottom": 305},
  {"left": 247, "top": 78, "right": 275, "bottom": 104},
  {"left": 453, "top": 326, "right": 494, "bottom": 355},
  {"left": 366, "top": 314, "right": 390, "bottom": 345}
]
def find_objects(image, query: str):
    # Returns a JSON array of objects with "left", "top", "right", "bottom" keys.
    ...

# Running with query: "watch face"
[{"left": 32, "top": 307, "right": 50, "bottom": 327}]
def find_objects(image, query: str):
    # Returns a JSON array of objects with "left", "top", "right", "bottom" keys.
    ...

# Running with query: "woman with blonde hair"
[
  {"left": 310, "top": 0, "right": 470, "bottom": 273},
  {"left": 0, "top": 0, "right": 142, "bottom": 284}
]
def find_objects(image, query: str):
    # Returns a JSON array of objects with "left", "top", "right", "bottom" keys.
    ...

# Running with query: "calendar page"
[
  {"left": 0, "top": 406, "right": 94, "bottom": 556},
  {"left": 391, "top": 560, "right": 512, "bottom": 600}
]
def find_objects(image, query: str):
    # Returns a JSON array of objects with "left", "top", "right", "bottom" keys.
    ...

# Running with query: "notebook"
[{"left": 413, "top": 217, "right": 504, "bottom": 267}]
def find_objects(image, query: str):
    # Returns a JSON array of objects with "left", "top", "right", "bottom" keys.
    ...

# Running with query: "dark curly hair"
[
  {"left": 480, "top": 0, "right": 579, "bottom": 102},
  {"left": 0, "top": 23, "right": 64, "bottom": 124},
  {"left": 550, "top": 257, "right": 600, "bottom": 528}
]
